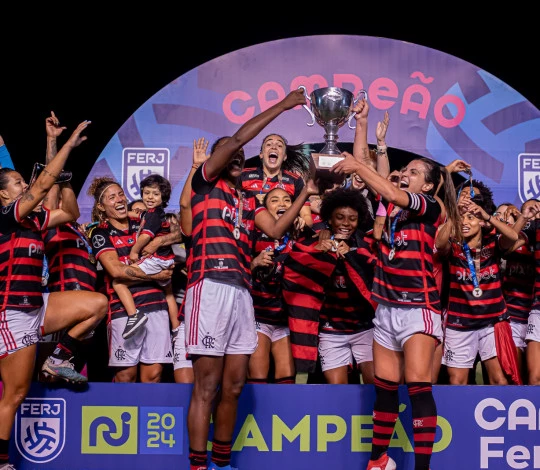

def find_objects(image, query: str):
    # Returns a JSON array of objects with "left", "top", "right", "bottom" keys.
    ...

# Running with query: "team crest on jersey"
[
  {"left": 15, "top": 398, "right": 66, "bottom": 464},
  {"left": 122, "top": 147, "right": 170, "bottom": 202},
  {"left": 518, "top": 153, "right": 540, "bottom": 203}
]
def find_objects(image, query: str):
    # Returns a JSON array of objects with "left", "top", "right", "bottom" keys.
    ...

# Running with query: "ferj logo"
[
  {"left": 15, "top": 397, "right": 66, "bottom": 464},
  {"left": 81, "top": 406, "right": 184, "bottom": 456}
]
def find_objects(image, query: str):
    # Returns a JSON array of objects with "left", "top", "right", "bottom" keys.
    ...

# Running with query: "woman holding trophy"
[{"left": 331, "top": 98, "right": 460, "bottom": 470}]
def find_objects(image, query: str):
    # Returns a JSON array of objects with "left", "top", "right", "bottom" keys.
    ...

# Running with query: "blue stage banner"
[{"left": 8, "top": 383, "right": 540, "bottom": 469}]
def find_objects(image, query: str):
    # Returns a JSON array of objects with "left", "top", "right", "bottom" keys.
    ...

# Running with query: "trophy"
[{"left": 299, "top": 86, "right": 367, "bottom": 181}]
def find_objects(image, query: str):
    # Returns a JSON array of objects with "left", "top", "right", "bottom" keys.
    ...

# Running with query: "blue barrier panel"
[{"left": 7, "top": 382, "right": 539, "bottom": 469}]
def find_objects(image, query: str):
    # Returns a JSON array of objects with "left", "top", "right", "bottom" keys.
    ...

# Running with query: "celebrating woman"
[{"left": 0, "top": 120, "right": 108, "bottom": 469}]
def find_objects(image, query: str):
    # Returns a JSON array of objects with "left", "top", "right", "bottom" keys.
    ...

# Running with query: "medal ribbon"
[
  {"left": 462, "top": 242, "right": 481, "bottom": 293},
  {"left": 233, "top": 191, "right": 244, "bottom": 232},
  {"left": 261, "top": 171, "right": 283, "bottom": 193},
  {"left": 388, "top": 209, "right": 403, "bottom": 254},
  {"left": 69, "top": 222, "right": 95, "bottom": 261},
  {"left": 274, "top": 233, "right": 290, "bottom": 253}
]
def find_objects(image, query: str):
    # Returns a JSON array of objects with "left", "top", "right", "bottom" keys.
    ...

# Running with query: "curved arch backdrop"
[{"left": 77, "top": 34, "right": 540, "bottom": 220}]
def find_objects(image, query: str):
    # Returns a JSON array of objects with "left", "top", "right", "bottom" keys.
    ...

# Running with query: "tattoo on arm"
[
  {"left": 21, "top": 192, "right": 35, "bottom": 202},
  {"left": 125, "top": 266, "right": 148, "bottom": 280}
]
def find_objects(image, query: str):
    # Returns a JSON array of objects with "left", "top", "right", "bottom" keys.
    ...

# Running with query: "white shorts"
[
  {"left": 526, "top": 310, "right": 540, "bottom": 343},
  {"left": 0, "top": 294, "right": 49, "bottom": 357},
  {"left": 510, "top": 320, "right": 527, "bottom": 350},
  {"left": 108, "top": 309, "right": 173, "bottom": 367},
  {"left": 318, "top": 329, "right": 374, "bottom": 372},
  {"left": 137, "top": 256, "right": 174, "bottom": 287},
  {"left": 373, "top": 304, "right": 443, "bottom": 352},
  {"left": 442, "top": 325, "right": 497, "bottom": 368},
  {"left": 184, "top": 279, "right": 258, "bottom": 357},
  {"left": 256, "top": 322, "right": 290, "bottom": 343},
  {"left": 172, "top": 322, "right": 192, "bottom": 371}
]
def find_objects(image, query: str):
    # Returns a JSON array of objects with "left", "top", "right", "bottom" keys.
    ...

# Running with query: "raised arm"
[
  {"left": 18, "top": 120, "right": 90, "bottom": 219},
  {"left": 47, "top": 183, "right": 80, "bottom": 227},
  {"left": 42, "top": 111, "right": 67, "bottom": 211},
  {"left": 203, "top": 89, "right": 306, "bottom": 181},
  {"left": 98, "top": 249, "right": 173, "bottom": 283},
  {"left": 179, "top": 137, "right": 210, "bottom": 236}
]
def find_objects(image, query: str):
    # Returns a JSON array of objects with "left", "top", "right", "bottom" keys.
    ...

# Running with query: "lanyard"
[
  {"left": 69, "top": 223, "right": 96, "bottom": 263},
  {"left": 457, "top": 169, "right": 475, "bottom": 200},
  {"left": 232, "top": 191, "right": 243, "bottom": 240},
  {"left": 387, "top": 209, "right": 402, "bottom": 261},
  {"left": 274, "top": 233, "right": 290, "bottom": 253},
  {"left": 42, "top": 255, "right": 49, "bottom": 289},
  {"left": 261, "top": 171, "right": 284, "bottom": 193},
  {"left": 462, "top": 242, "right": 483, "bottom": 297}
]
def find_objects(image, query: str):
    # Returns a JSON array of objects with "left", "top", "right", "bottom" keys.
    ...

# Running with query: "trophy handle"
[
  {"left": 347, "top": 89, "right": 368, "bottom": 129},
  {"left": 298, "top": 86, "right": 316, "bottom": 127}
]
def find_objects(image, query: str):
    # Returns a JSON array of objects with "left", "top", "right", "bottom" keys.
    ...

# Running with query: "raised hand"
[
  {"left": 65, "top": 120, "right": 91, "bottom": 149},
  {"left": 331, "top": 151, "right": 361, "bottom": 175},
  {"left": 193, "top": 137, "right": 210, "bottom": 167},
  {"left": 282, "top": 88, "right": 307, "bottom": 110},
  {"left": 376, "top": 111, "right": 390, "bottom": 143},
  {"left": 45, "top": 111, "right": 67, "bottom": 139},
  {"left": 445, "top": 159, "right": 471, "bottom": 174},
  {"left": 352, "top": 98, "right": 369, "bottom": 121}
]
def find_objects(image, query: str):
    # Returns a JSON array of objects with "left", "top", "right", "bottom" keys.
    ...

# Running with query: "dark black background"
[{"left": 2, "top": 12, "right": 538, "bottom": 196}]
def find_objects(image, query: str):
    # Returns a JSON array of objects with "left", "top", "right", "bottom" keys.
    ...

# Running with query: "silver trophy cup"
[{"left": 298, "top": 86, "right": 367, "bottom": 173}]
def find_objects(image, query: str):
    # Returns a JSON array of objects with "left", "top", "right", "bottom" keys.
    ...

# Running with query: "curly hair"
[
  {"left": 320, "top": 187, "right": 372, "bottom": 232},
  {"left": 87, "top": 176, "right": 120, "bottom": 222},
  {"left": 140, "top": 174, "right": 172, "bottom": 208},
  {"left": 457, "top": 178, "right": 496, "bottom": 214}
]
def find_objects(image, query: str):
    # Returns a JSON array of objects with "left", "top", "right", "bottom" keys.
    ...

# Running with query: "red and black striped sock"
[
  {"left": 0, "top": 437, "right": 9, "bottom": 464},
  {"left": 407, "top": 382, "right": 437, "bottom": 470},
  {"left": 246, "top": 377, "right": 267, "bottom": 384},
  {"left": 189, "top": 447, "right": 207, "bottom": 469},
  {"left": 370, "top": 375, "right": 399, "bottom": 461},
  {"left": 211, "top": 438, "right": 232, "bottom": 467},
  {"left": 275, "top": 375, "right": 295, "bottom": 384}
]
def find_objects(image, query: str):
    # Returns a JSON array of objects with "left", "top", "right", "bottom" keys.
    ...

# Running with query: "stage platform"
[{"left": 2, "top": 381, "right": 535, "bottom": 469}]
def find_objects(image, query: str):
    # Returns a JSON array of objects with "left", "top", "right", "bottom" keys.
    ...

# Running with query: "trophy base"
[{"left": 311, "top": 153, "right": 345, "bottom": 185}]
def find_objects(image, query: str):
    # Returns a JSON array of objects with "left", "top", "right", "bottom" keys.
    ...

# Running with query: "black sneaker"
[{"left": 122, "top": 311, "right": 148, "bottom": 340}]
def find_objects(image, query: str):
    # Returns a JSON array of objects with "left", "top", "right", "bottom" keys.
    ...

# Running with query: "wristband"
[{"left": 376, "top": 145, "right": 387, "bottom": 155}]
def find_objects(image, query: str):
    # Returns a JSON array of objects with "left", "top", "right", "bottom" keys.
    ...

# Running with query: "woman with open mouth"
[
  {"left": 248, "top": 187, "right": 304, "bottom": 386},
  {"left": 331, "top": 98, "right": 461, "bottom": 470}
]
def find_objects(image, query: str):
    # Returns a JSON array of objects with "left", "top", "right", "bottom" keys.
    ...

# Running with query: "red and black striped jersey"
[
  {"left": 520, "top": 219, "right": 540, "bottom": 312},
  {"left": 282, "top": 232, "right": 377, "bottom": 373},
  {"left": 311, "top": 212, "right": 327, "bottom": 233},
  {"left": 187, "top": 164, "right": 263, "bottom": 289},
  {"left": 91, "top": 218, "right": 167, "bottom": 320},
  {"left": 0, "top": 200, "right": 49, "bottom": 311},
  {"left": 445, "top": 233, "right": 508, "bottom": 330},
  {"left": 43, "top": 223, "right": 97, "bottom": 292},
  {"left": 372, "top": 193, "right": 442, "bottom": 312},
  {"left": 319, "top": 243, "right": 376, "bottom": 334},
  {"left": 138, "top": 207, "right": 174, "bottom": 261},
  {"left": 251, "top": 230, "right": 295, "bottom": 326},
  {"left": 241, "top": 166, "right": 305, "bottom": 206},
  {"left": 502, "top": 239, "right": 534, "bottom": 323}
]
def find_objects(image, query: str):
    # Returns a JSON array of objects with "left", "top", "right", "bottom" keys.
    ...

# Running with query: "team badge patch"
[
  {"left": 122, "top": 148, "right": 170, "bottom": 202},
  {"left": 15, "top": 398, "right": 66, "bottom": 464},
  {"left": 518, "top": 153, "right": 540, "bottom": 203}
]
